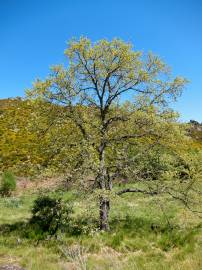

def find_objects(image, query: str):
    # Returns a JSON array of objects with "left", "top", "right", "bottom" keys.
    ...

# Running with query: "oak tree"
[{"left": 27, "top": 38, "right": 191, "bottom": 230}]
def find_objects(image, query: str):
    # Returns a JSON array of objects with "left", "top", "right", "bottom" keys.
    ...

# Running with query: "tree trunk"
[
  {"left": 98, "top": 134, "right": 111, "bottom": 231},
  {"left": 99, "top": 196, "right": 110, "bottom": 231}
]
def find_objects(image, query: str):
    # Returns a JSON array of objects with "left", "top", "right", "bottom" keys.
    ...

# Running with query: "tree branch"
[{"left": 117, "top": 188, "right": 158, "bottom": 196}]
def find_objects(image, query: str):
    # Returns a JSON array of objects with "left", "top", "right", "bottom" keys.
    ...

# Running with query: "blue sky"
[{"left": 0, "top": 0, "right": 201, "bottom": 122}]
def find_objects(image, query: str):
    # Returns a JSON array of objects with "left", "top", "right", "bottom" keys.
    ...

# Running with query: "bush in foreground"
[
  {"left": 0, "top": 171, "right": 16, "bottom": 197},
  {"left": 30, "top": 195, "right": 73, "bottom": 237}
]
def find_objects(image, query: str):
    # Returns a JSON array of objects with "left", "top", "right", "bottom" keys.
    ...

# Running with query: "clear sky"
[{"left": 0, "top": 0, "right": 201, "bottom": 122}]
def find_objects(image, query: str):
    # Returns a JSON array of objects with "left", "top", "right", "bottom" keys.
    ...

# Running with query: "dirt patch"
[{"left": 16, "top": 177, "right": 62, "bottom": 194}]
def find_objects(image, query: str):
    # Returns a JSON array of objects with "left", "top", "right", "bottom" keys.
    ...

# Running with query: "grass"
[{"left": 0, "top": 187, "right": 201, "bottom": 270}]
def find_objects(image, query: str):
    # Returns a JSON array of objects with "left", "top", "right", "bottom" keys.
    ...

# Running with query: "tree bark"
[
  {"left": 99, "top": 196, "right": 110, "bottom": 231},
  {"left": 97, "top": 112, "right": 111, "bottom": 231}
]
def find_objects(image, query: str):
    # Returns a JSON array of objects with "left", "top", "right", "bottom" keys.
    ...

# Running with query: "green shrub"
[
  {"left": 0, "top": 171, "right": 16, "bottom": 196},
  {"left": 30, "top": 195, "right": 73, "bottom": 236}
]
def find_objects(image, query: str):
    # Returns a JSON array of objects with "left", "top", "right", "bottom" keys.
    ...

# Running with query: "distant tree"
[
  {"left": 189, "top": 120, "right": 200, "bottom": 126},
  {"left": 28, "top": 37, "right": 200, "bottom": 231}
]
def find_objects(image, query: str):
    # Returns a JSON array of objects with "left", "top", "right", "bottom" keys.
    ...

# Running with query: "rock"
[{"left": 0, "top": 265, "right": 25, "bottom": 270}]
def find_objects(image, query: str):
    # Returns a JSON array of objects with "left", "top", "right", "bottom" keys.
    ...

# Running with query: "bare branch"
[{"left": 117, "top": 188, "right": 158, "bottom": 196}]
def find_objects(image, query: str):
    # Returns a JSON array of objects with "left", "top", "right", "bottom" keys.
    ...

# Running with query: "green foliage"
[
  {"left": 0, "top": 171, "right": 16, "bottom": 196},
  {"left": 30, "top": 195, "right": 73, "bottom": 236}
]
